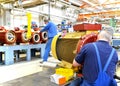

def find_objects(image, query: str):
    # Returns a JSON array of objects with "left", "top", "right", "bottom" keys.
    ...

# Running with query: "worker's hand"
[{"left": 72, "top": 66, "right": 82, "bottom": 72}]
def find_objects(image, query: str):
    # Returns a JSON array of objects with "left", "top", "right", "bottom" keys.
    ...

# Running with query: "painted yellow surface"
[
  {"left": 51, "top": 34, "right": 61, "bottom": 59},
  {"left": 55, "top": 68, "right": 74, "bottom": 81},
  {"left": 26, "top": 12, "right": 32, "bottom": 39}
]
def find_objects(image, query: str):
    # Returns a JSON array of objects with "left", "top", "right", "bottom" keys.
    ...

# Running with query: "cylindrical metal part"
[
  {"left": 39, "top": 31, "right": 48, "bottom": 43},
  {"left": 30, "top": 31, "right": 40, "bottom": 44},
  {"left": 51, "top": 33, "right": 98, "bottom": 64},
  {"left": 0, "top": 29, "right": 16, "bottom": 44},
  {"left": 15, "top": 30, "right": 30, "bottom": 43}
]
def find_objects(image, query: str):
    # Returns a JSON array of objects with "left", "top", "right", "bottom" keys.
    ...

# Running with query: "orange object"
[
  {"left": 55, "top": 68, "right": 74, "bottom": 81},
  {"left": 59, "top": 77, "right": 66, "bottom": 85},
  {"left": 50, "top": 74, "right": 66, "bottom": 85}
]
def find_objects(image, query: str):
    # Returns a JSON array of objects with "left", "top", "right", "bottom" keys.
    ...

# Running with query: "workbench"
[{"left": 0, "top": 43, "right": 46, "bottom": 65}]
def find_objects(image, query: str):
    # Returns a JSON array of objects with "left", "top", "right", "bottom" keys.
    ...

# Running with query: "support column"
[
  {"left": 5, "top": 47, "right": 14, "bottom": 65},
  {"left": 27, "top": 49, "right": 31, "bottom": 61},
  {"left": 4, "top": 9, "right": 11, "bottom": 26},
  {"left": 0, "top": 8, "right": 5, "bottom": 25},
  {"left": 38, "top": 16, "right": 44, "bottom": 27},
  {"left": 48, "top": 0, "right": 51, "bottom": 20}
]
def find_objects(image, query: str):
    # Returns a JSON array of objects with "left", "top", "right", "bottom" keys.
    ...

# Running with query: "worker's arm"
[
  {"left": 40, "top": 22, "right": 50, "bottom": 32},
  {"left": 72, "top": 44, "right": 87, "bottom": 68},
  {"left": 73, "top": 59, "right": 82, "bottom": 67},
  {"left": 72, "top": 59, "right": 83, "bottom": 72}
]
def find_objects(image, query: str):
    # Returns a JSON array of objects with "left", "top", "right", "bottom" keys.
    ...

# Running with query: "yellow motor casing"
[{"left": 51, "top": 31, "right": 98, "bottom": 64}]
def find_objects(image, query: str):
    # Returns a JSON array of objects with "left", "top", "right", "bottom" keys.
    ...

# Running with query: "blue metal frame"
[
  {"left": 112, "top": 39, "right": 120, "bottom": 47},
  {"left": 0, "top": 44, "right": 46, "bottom": 65}
]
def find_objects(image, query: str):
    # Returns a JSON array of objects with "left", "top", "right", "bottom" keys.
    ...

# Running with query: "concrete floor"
[
  {"left": 0, "top": 55, "right": 120, "bottom": 86},
  {"left": 0, "top": 67, "right": 58, "bottom": 86},
  {"left": 0, "top": 56, "right": 60, "bottom": 86},
  {"left": 1, "top": 63, "right": 120, "bottom": 86}
]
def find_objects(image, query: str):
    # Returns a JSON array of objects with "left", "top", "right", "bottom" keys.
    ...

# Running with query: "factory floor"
[
  {"left": 0, "top": 67, "right": 58, "bottom": 86},
  {"left": 0, "top": 56, "right": 120, "bottom": 86},
  {"left": 0, "top": 56, "right": 61, "bottom": 86}
]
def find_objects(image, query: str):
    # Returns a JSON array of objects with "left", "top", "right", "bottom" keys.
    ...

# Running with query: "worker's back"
[{"left": 81, "top": 41, "right": 118, "bottom": 82}]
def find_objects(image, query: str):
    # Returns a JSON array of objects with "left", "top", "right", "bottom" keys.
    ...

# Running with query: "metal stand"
[{"left": 0, "top": 43, "right": 46, "bottom": 65}]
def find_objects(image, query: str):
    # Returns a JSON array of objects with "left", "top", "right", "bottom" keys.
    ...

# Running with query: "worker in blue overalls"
[{"left": 40, "top": 19, "right": 58, "bottom": 63}]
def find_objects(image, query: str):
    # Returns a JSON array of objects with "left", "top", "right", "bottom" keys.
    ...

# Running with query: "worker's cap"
[
  {"left": 31, "top": 21, "right": 36, "bottom": 25},
  {"left": 102, "top": 26, "right": 114, "bottom": 35}
]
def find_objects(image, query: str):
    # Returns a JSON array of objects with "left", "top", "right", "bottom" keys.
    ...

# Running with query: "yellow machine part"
[
  {"left": 51, "top": 31, "right": 86, "bottom": 63},
  {"left": 51, "top": 31, "right": 98, "bottom": 64},
  {"left": 86, "top": 31, "right": 99, "bottom": 35},
  {"left": 51, "top": 34, "right": 61, "bottom": 59},
  {"left": 62, "top": 31, "right": 86, "bottom": 38}
]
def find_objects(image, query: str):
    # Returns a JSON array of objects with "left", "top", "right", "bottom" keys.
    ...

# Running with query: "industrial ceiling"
[
  {"left": 0, "top": 0, "right": 120, "bottom": 19},
  {"left": 76, "top": 0, "right": 120, "bottom": 19}
]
